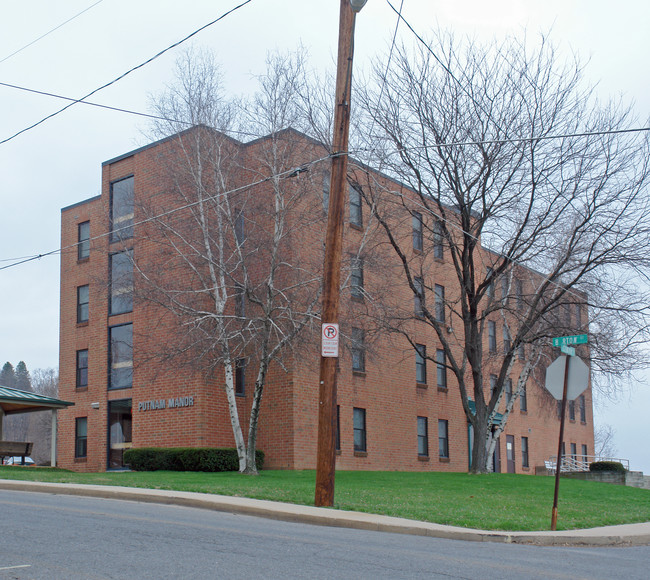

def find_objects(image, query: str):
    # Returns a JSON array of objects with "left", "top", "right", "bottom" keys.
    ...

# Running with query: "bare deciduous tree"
[
  {"left": 594, "top": 423, "right": 618, "bottom": 459},
  {"left": 28, "top": 368, "right": 59, "bottom": 465},
  {"left": 355, "top": 33, "right": 650, "bottom": 473},
  {"left": 136, "top": 49, "right": 323, "bottom": 474}
]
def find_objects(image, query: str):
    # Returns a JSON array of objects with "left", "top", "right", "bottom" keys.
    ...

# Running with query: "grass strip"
[{"left": 1, "top": 466, "right": 648, "bottom": 531}]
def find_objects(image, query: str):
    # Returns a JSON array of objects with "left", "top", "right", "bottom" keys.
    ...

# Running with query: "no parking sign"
[{"left": 321, "top": 323, "right": 339, "bottom": 357}]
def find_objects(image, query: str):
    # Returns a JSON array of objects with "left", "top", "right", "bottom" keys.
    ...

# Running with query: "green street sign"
[{"left": 552, "top": 334, "right": 588, "bottom": 347}]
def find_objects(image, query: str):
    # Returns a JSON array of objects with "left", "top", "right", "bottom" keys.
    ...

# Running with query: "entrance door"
[
  {"left": 492, "top": 437, "right": 501, "bottom": 473},
  {"left": 506, "top": 435, "right": 515, "bottom": 473},
  {"left": 108, "top": 399, "right": 132, "bottom": 469}
]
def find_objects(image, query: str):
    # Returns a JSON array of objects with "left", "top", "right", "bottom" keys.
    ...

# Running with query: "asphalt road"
[{"left": 1, "top": 490, "right": 649, "bottom": 579}]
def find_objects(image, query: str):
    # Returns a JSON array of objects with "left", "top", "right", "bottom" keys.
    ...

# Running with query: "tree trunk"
[
  {"left": 223, "top": 358, "right": 247, "bottom": 472},
  {"left": 242, "top": 357, "right": 269, "bottom": 475}
]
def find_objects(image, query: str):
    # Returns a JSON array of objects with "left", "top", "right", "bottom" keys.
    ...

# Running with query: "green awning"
[{"left": 0, "top": 385, "right": 74, "bottom": 415}]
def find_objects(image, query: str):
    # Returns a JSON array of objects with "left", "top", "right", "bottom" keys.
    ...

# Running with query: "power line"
[
  {"left": 0, "top": 80, "right": 258, "bottom": 139},
  {"left": 353, "top": 125, "right": 650, "bottom": 155},
  {"left": 0, "top": 0, "right": 253, "bottom": 147},
  {"left": 0, "top": 151, "right": 333, "bottom": 273},
  {"left": 0, "top": 0, "right": 105, "bottom": 65},
  {"left": 0, "top": 81, "right": 190, "bottom": 125},
  {"left": 6, "top": 78, "right": 647, "bottom": 153},
  {"left": 363, "top": 0, "right": 403, "bottom": 155}
]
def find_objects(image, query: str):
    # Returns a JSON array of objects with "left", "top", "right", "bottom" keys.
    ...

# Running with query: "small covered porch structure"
[{"left": 0, "top": 385, "right": 74, "bottom": 467}]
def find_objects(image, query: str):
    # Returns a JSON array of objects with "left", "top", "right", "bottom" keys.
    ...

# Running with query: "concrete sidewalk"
[{"left": 2, "top": 478, "right": 649, "bottom": 547}]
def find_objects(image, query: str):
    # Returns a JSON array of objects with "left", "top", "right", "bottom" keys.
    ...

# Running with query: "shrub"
[
  {"left": 123, "top": 447, "right": 264, "bottom": 472},
  {"left": 589, "top": 460, "right": 626, "bottom": 473}
]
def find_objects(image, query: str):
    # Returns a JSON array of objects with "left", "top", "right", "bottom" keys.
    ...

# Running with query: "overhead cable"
[
  {"left": 0, "top": 151, "right": 332, "bottom": 272},
  {"left": 0, "top": 0, "right": 105, "bottom": 64},
  {"left": 0, "top": 0, "right": 253, "bottom": 147}
]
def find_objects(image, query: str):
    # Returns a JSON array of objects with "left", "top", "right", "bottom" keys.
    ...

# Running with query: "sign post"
[
  {"left": 546, "top": 335, "right": 589, "bottom": 530},
  {"left": 550, "top": 354, "right": 570, "bottom": 531}
]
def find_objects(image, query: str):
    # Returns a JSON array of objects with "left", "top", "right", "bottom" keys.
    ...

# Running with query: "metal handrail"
[{"left": 547, "top": 454, "right": 630, "bottom": 473}]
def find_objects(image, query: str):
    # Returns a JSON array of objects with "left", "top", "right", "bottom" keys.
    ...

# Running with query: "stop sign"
[{"left": 544, "top": 355, "right": 589, "bottom": 400}]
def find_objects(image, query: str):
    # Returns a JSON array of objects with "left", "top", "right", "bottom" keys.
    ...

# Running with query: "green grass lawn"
[{"left": 1, "top": 466, "right": 648, "bottom": 531}]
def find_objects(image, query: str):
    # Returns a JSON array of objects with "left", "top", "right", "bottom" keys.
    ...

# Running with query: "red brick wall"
[{"left": 58, "top": 128, "right": 594, "bottom": 473}]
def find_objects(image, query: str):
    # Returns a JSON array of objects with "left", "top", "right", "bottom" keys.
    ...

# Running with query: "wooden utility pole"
[{"left": 315, "top": 0, "right": 366, "bottom": 507}]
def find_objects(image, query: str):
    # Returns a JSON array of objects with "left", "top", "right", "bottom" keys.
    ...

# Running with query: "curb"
[{"left": 2, "top": 479, "right": 649, "bottom": 547}]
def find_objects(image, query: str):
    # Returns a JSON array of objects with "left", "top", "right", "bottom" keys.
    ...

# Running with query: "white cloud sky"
[{"left": 1, "top": 0, "right": 648, "bottom": 472}]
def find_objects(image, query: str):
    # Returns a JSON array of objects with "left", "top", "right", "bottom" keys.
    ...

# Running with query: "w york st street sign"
[{"left": 552, "top": 334, "right": 588, "bottom": 347}]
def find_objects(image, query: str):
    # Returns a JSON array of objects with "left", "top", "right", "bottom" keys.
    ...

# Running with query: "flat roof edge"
[{"left": 61, "top": 195, "right": 101, "bottom": 213}]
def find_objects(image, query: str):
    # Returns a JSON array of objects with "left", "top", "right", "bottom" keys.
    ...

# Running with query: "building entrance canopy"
[
  {"left": 0, "top": 385, "right": 74, "bottom": 467},
  {"left": 0, "top": 385, "right": 74, "bottom": 415}
]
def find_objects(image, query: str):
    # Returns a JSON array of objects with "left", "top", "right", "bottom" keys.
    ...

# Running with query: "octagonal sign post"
[
  {"left": 544, "top": 355, "right": 589, "bottom": 401},
  {"left": 545, "top": 336, "right": 589, "bottom": 531}
]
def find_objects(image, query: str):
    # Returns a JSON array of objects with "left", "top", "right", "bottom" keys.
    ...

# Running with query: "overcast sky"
[{"left": 1, "top": 0, "right": 648, "bottom": 473}]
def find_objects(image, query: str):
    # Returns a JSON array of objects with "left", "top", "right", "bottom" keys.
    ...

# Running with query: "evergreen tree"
[
  {"left": 15, "top": 361, "right": 32, "bottom": 392},
  {"left": 0, "top": 362, "right": 16, "bottom": 388}
]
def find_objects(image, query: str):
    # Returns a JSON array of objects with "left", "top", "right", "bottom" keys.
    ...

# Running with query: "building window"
[
  {"left": 323, "top": 173, "right": 330, "bottom": 212},
  {"left": 436, "top": 349, "right": 447, "bottom": 389},
  {"left": 519, "top": 382, "right": 527, "bottom": 412},
  {"left": 351, "top": 327, "right": 365, "bottom": 373},
  {"left": 77, "top": 285, "right": 89, "bottom": 323},
  {"left": 235, "top": 358, "right": 246, "bottom": 396},
  {"left": 110, "top": 249, "right": 133, "bottom": 315},
  {"left": 235, "top": 210, "right": 245, "bottom": 245},
  {"left": 490, "top": 374, "right": 497, "bottom": 399},
  {"left": 109, "top": 323, "right": 133, "bottom": 390},
  {"left": 110, "top": 176, "right": 134, "bottom": 243},
  {"left": 414, "top": 276, "right": 424, "bottom": 317},
  {"left": 503, "top": 325, "right": 511, "bottom": 353},
  {"left": 501, "top": 276, "right": 509, "bottom": 305},
  {"left": 353, "top": 407, "right": 366, "bottom": 452},
  {"left": 350, "top": 256, "right": 364, "bottom": 298},
  {"left": 349, "top": 184, "right": 362, "bottom": 227},
  {"left": 581, "top": 444, "right": 588, "bottom": 463},
  {"left": 488, "top": 321, "right": 496, "bottom": 353},
  {"left": 234, "top": 284, "right": 245, "bottom": 318},
  {"left": 521, "top": 436, "right": 529, "bottom": 468},
  {"left": 433, "top": 220, "right": 444, "bottom": 260},
  {"left": 556, "top": 400, "right": 562, "bottom": 419},
  {"left": 569, "top": 400, "right": 576, "bottom": 421},
  {"left": 75, "top": 417, "right": 88, "bottom": 458},
  {"left": 336, "top": 405, "right": 340, "bottom": 451},
  {"left": 417, "top": 416, "right": 428, "bottom": 457},
  {"left": 415, "top": 344, "right": 427, "bottom": 384},
  {"left": 434, "top": 284, "right": 445, "bottom": 323},
  {"left": 78, "top": 221, "right": 90, "bottom": 260},
  {"left": 412, "top": 212, "right": 423, "bottom": 251},
  {"left": 570, "top": 442, "right": 577, "bottom": 461},
  {"left": 564, "top": 303, "right": 572, "bottom": 327},
  {"left": 505, "top": 378, "right": 513, "bottom": 405},
  {"left": 576, "top": 303, "right": 582, "bottom": 329},
  {"left": 518, "top": 343, "right": 525, "bottom": 361},
  {"left": 438, "top": 419, "right": 449, "bottom": 458},
  {"left": 486, "top": 267, "right": 494, "bottom": 300},
  {"left": 516, "top": 278, "right": 524, "bottom": 311},
  {"left": 76, "top": 349, "right": 88, "bottom": 389},
  {"left": 579, "top": 395, "right": 586, "bottom": 423}
]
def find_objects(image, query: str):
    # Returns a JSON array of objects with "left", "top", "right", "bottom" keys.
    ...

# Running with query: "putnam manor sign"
[{"left": 138, "top": 396, "right": 195, "bottom": 412}]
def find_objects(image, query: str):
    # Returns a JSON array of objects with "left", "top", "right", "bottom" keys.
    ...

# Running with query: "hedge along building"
[{"left": 58, "top": 126, "right": 594, "bottom": 472}]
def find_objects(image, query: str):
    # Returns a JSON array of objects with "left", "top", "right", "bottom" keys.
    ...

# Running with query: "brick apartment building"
[{"left": 58, "top": 127, "right": 594, "bottom": 472}]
